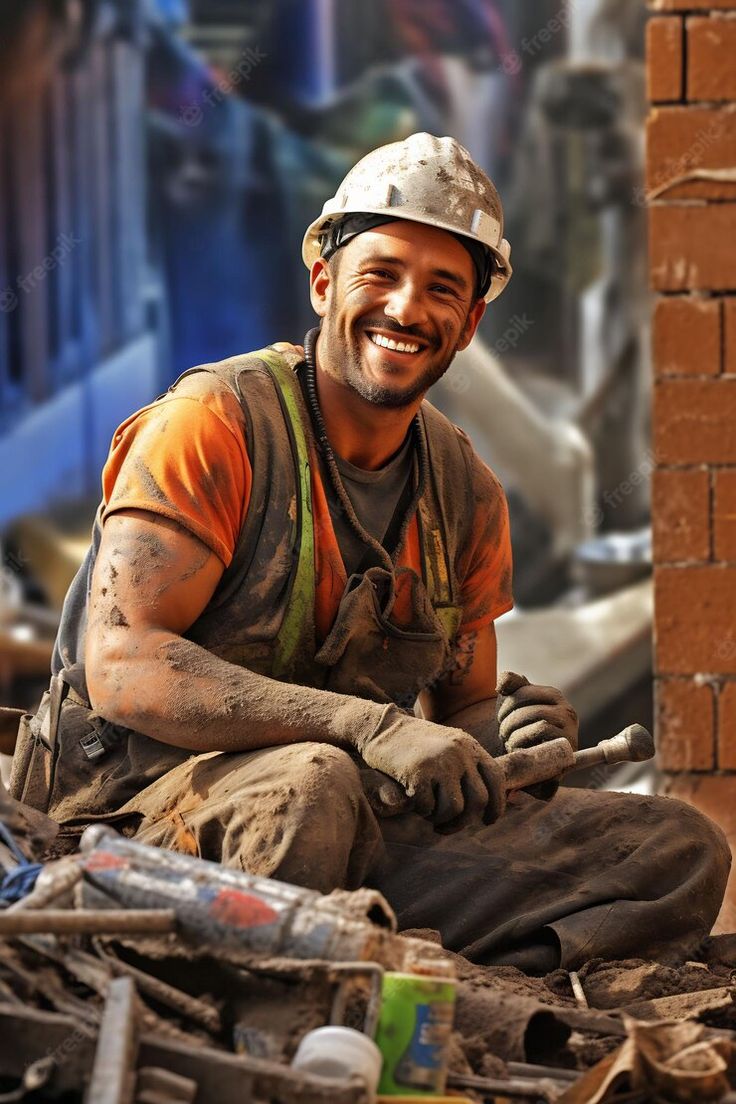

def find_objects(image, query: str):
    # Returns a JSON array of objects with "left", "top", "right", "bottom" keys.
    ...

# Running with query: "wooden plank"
[
  {"left": 84, "top": 978, "right": 138, "bottom": 1104},
  {"left": 497, "top": 579, "right": 653, "bottom": 727},
  {"left": 0, "top": 629, "right": 53, "bottom": 682},
  {"left": 0, "top": 1004, "right": 366, "bottom": 1104},
  {"left": 0, "top": 1004, "right": 96, "bottom": 1092}
]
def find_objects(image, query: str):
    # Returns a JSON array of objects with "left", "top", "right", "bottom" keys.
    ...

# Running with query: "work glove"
[
  {"left": 357, "top": 706, "right": 505, "bottom": 832},
  {"left": 496, "top": 671, "right": 578, "bottom": 801},
  {"left": 360, "top": 767, "right": 414, "bottom": 819}
]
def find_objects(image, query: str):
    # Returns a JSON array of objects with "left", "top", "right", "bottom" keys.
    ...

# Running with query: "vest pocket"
[
  {"left": 8, "top": 706, "right": 53, "bottom": 813},
  {"left": 46, "top": 699, "right": 129, "bottom": 824}
]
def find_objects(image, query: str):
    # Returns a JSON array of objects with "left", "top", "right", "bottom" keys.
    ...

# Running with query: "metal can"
[{"left": 375, "top": 971, "right": 457, "bottom": 1095}]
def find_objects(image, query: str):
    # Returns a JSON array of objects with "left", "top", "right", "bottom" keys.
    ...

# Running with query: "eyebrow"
[{"left": 362, "top": 253, "right": 470, "bottom": 292}]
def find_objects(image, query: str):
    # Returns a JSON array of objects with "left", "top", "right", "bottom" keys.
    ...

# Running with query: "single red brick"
[
  {"left": 654, "top": 379, "right": 736, "bottom": 464},
  {"left": 719, "top": 682, "right": 736, "bottom": 768},
  {"left": 657, "top": 678, "right": 714, "bottom": 769},
  {"left": 656, "top": 565, "right": 736, "bottom": 673},
  {"left": 688, "top": 17, "right": 736, "bottom": 102},
  {"left": 653, "top": 468, "right": 710, "bottom": 562},
  {"left": 650, "top": 206, "right": 736, "bottom": 292},
  {"left": 647, "top": 18, "right": 683, "bottom": 102},
  {"left": 646, "top": 107, "right": 736, "bottom": 201},
  {"left": 714, "top": 470, "right": 736, "bottom": 561},
  {"left": 653, "top": 297, "right": 720, "bottom": 376},
  {"left": 725, "top": 299, "right": 736, "bottom": 376}
]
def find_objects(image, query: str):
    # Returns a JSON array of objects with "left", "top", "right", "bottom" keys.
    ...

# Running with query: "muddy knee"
[{"left": 295, "top": 744, "right": 363, "bottom": 807}]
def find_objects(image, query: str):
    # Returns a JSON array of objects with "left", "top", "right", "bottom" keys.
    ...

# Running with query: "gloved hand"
[
  {"left": 357, "top": 706, "right": 505, "bottom": 831},
  {"left": 496, "top": 671, "right": 578, "bottom": 800},
  {"left": 360, "top": 767, "right": 414, "bottom": 819}
]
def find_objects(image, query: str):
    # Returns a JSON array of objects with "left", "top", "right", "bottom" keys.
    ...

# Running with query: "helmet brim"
[{"left": 302, "top": 208, "right": 512, "bottom": 303}]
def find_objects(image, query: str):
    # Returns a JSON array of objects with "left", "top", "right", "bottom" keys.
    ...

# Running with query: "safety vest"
[{"left": 11, "top": 346, "right": 484, "bottom": 826}]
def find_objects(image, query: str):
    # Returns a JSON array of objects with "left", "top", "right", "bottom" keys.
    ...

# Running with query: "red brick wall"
[{"left": 647, "top": 1, "right": 736, "bottom": 780}]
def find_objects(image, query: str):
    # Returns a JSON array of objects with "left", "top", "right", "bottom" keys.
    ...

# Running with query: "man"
[{"left": 11, "top": 134, "right": 729, "bottom": 972}]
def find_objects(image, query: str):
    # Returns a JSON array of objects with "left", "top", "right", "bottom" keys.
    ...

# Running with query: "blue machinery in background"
[
  {"left": 0, "top": 0, "right": 521, "bottom": 531},
  {"left": 0, "top": 0, "right": 351, "bottom": 528},
  {"left": 0, "top": 2, "right": 157, "bottom": 526}
]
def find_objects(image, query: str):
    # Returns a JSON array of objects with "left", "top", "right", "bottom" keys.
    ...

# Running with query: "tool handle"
[
  {"left": 498, "top": 724, "right": 655, "bottom": 793},
  {"left": 366, "top": 725, "right": 655, "bottom": 811},
  {"left": 499, "top": 738, "right": 576, "bottom": 792}
]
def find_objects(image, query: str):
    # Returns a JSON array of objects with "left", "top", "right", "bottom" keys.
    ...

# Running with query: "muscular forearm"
[{"left": 88, "top": 629, "right": 393, "bottom": 755}]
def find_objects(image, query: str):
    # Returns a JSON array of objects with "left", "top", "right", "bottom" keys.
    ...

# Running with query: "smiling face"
[{"left": 309, "top": 220, "right": 486, "bottom": 409}]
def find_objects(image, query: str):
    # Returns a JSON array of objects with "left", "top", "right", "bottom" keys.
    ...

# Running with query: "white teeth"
[{"left": 369, "top": 333, "right": 420, "bottom": 354}]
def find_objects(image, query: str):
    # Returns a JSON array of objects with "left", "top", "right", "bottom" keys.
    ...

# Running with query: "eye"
[
  {"left": 430, "top": 283, "right": 457, "bottom": 298},
  {"left": 367, "top": 268, "right": 395, "bottom": 280}
]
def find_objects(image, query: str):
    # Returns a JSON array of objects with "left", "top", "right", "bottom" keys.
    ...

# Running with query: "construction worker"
[{"left": 11, "top": 134, "right": 729, "bottom": 973}]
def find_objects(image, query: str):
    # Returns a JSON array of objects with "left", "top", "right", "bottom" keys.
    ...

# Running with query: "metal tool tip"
[{"left": 625, "top": 724, "right": 655, "bottom": 762}]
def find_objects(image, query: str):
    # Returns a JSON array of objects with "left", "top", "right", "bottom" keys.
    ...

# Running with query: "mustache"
[{"left": 358, "top": 319, "right": 436, "bottom": 347}]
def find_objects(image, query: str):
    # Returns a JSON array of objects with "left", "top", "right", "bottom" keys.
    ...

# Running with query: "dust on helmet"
[{"left": 302, "top": 132, "right": 512, "bottom": 303}]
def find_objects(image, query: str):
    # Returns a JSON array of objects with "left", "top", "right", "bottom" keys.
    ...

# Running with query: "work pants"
[{"left": 128, "top": 743, "right": 731, "bottom": 973}]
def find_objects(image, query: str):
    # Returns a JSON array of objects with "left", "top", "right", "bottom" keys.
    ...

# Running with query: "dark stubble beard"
[{"left": 323, "top": 320, "right": 466, "bottom": 410}]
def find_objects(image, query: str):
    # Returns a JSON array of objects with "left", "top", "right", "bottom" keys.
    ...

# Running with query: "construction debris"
[{"left": 2, "top": 818, "right": 736, "bottom": 1102}]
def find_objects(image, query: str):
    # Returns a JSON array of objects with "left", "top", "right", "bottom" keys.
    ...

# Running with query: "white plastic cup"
[{"left": 292, "top": 1026, "right": 383, "bottom": 1098}]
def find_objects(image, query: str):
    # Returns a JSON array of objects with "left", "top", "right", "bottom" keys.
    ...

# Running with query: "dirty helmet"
[{"left": 302, "top": 132, "right": 512, "bottom": 303}]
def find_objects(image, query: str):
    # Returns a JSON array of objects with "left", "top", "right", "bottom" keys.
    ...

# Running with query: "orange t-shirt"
[{"left": 101, "top": 374, "right": 513, "bottom": 641}]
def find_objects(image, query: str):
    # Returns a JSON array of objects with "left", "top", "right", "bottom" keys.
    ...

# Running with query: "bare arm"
[
  {"left": 420, "top": 624, "right": 503, "bottom": 755},
  {"left": 85, "top": 509, "right": 508, "bottom": 826},
  {"left": 85, "top": 510, "right": 389, "bottom": 754},
  {"left": 424, "top": 617, "right": 578, "bottom": 781}
]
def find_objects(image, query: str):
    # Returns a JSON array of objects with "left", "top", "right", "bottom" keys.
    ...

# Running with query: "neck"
[{"left": 312, "top": 334, "right": 420, "bottom": 470}]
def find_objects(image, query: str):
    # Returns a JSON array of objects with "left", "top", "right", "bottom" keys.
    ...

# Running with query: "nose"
[{"left": 384, "top": 279, "right": 429, "bottom": 329}]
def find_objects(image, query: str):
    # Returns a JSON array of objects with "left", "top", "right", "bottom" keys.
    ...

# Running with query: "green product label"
[{"left": 376, "top": 973, "right": 456, "bottom": 1096}]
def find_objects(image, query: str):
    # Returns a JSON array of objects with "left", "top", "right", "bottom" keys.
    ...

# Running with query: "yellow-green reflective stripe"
[{"left": 259, "top": 352, "right": 316, "bottom": 679}]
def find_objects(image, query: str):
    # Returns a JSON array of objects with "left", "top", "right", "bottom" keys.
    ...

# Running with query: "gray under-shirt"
[{"left": 324, "top": 433, "right": 415, "bottom": 579}]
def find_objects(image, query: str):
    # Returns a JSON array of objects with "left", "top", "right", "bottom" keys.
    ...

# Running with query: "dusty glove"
[
  {"left": 496, "top": 671, "right": 578, "bottom": 800},
  {"left": 360, "top": 767, "right": 414, "bottom": 819},
  {"left": 356, "top": 705, "right": 505, "bottom": 831}
]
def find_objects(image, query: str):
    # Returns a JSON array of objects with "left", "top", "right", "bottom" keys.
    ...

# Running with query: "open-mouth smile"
[{"left": 365, "top": 330, "right": 427, "bottom": 356}]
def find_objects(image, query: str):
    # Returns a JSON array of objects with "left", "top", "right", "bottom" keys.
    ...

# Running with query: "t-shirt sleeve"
[
  {"left": 455, "top": 450, "right": 514, "bottom": 634},
  {"left": 100, "top": 389, "right": 251, "bottom": 568}
]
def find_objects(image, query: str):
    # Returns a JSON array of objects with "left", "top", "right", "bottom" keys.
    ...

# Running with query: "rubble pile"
[{"left": 2, "top": 801, "right": 736, "bottom": 1102}]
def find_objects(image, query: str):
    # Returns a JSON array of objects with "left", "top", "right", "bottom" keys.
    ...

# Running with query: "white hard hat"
[{"left": 302, "top": 132, "right": 512, "bottom": 303}]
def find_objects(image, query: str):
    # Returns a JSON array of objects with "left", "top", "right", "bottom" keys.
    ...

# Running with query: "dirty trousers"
[{"left": 128, "top": 743, "right": 731, "bottom": 972}]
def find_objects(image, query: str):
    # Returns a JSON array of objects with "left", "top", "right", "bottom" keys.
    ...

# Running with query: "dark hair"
[{"left": 320, "top": 213, "right": 493, "bottom": 300}]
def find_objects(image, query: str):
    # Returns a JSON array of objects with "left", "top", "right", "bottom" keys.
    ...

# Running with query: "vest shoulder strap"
[
  {"left": 418, "top": 401, "right": 478, "bottom": 637},
  {"left": 170, "top": 348, "right": 317, "bottom": 680}
]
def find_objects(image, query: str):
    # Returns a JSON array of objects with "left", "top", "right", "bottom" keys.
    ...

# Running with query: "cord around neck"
[{"left": 302, "top": 327, "right": 428, "bottom": 572}]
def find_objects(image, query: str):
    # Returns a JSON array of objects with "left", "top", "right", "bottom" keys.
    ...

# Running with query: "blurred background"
[{"left": 0, "top": 0, "right": 655, "bottom": 788}]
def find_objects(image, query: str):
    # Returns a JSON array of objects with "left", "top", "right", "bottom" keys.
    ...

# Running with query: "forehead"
[{"left": 343, "top": 221, "right": 475, "bottom": 282}]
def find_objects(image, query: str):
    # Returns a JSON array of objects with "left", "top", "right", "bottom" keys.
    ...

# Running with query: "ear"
[
  {"left": 309, "top": 258, "right": 332, "bottom": 318},
  {"left": 457, "top": 298, "right": 486, "bottom": 351}
]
